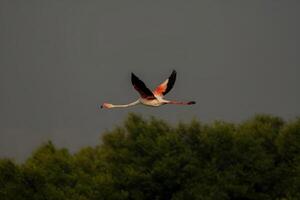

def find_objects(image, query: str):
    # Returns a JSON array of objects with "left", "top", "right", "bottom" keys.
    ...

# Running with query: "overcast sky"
[{"left": 1, "top": 0, "right": 300, "bottom": 161}]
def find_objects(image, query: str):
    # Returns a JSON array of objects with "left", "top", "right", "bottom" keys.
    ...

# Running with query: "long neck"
[{"left": 111, "top": 100, "right": 140, "bottom": 108}]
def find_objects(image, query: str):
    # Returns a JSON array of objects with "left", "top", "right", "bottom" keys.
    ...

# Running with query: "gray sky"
[{"left": 1, "top": 0, "right": 300, "bottom": 161}]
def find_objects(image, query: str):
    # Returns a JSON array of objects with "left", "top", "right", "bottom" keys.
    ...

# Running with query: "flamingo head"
[{"left": 101, "top": 103, "right": 113, "bottom": 109}]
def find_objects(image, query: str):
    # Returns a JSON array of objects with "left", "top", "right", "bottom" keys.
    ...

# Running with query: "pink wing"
[{"left": 153, "top": 70, "right": 176, "bottom": 96}]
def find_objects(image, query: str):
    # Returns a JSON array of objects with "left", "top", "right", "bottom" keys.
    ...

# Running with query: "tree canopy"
[{"left": 1, "top": 113, "right": 300, "bottom": 200}]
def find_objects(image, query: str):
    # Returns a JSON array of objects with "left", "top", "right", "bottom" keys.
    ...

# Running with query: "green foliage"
[{"left": 1, "top": 113, "right": 300, "bottom": 199}]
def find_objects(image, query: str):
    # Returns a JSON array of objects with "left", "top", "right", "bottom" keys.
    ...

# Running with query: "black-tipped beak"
[
  {"left": 96, "top": 104, "right": 103, "bottom": 110},
  {"left": 100, "top": 105, "right": 103, "bottom": 109},
  {"left": 188, "top": 101, "right": 196, "bottom": 105}
]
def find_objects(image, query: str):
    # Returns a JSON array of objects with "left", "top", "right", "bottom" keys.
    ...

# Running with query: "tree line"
[{"left": 1, "top": 113, "right": 300, "bottom": 200}]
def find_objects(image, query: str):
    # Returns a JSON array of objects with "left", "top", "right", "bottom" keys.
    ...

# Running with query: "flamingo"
[{"left": 99, "top": 70, "right": 195, "bottom": 109}]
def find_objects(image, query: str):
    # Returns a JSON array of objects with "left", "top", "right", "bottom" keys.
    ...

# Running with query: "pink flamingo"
[{"left": 100, "top": 70, "right": 195, "bottom": 109}]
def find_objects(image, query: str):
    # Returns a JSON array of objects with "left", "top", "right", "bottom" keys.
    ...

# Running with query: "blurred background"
[{"left": 1, "top": 0, "right": 300, "bottom": 161}]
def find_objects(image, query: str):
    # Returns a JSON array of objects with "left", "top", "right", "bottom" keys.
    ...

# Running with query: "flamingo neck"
[{"left": 111, "top": 100, "right": 140, "bottom": 108}]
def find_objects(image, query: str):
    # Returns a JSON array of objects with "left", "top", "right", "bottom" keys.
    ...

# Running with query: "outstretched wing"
[
  {"left": 153, "top": 70, "right": 177, "bottom": 96},
  {"left": 131, "top": 73, "right": 156, "bottom": 99}
]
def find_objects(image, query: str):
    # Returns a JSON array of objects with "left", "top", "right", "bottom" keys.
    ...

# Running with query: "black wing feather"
[
  {"left": 131, "top": 73, "right": 156, "bottom": 99},
  {"left": 163, "top": 70, "right": 177, "bottom": 95}
]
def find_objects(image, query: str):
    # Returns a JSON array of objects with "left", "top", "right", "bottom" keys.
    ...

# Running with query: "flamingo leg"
[{"left": 166, "top": 100, "right": 196, "bottom": 105}]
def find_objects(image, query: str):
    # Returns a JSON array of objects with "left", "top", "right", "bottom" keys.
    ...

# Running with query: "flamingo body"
[
  {"left": 100, "top": 70, "right": 195, "bottom": 109},
  {"left": 139, "top": 96, "right": 165, "bottom": 107}
]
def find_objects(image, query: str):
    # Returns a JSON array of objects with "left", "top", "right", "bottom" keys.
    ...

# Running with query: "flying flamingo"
[{"left": 99, "top": 70, "right": 195, "bottom": 109}]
